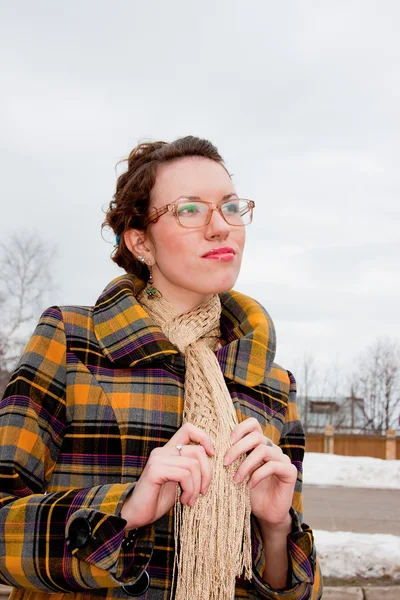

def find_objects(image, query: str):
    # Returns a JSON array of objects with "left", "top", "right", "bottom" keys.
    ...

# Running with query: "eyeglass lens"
[{"left": 176, "top": 199, "right": 252, "bottom": 227}]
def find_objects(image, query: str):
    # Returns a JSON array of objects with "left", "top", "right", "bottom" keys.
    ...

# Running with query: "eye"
[
  {"left": 222, "top": 200, "right": 241, "bottom": 214},
  {"left": 225, "top": 202, "right": 240, "bottom": 213},
  {"left": 177, "top": 203, "right": 201, "bottom": 215}
]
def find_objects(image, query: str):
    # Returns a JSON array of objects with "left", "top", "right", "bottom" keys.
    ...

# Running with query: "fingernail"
[
  {"left": 230, "top": 433, "right": 236, "bottom": 444},
  {"left": 223, "top": 455, "right": 230, "bottom": 466},
  {"left": 233, "top": 472, "right": 241, "bottom": 483}
]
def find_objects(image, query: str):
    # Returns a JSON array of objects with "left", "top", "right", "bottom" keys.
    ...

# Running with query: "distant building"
[{"left": 297, "top": 395, "right": 368, "bottom": 433}]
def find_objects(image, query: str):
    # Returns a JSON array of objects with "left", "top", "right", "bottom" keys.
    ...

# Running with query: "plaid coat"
[{"left": 0, "top": 274, "right": 322, "bottom": 600}]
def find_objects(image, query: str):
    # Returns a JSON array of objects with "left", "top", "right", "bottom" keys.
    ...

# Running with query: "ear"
[{"left": 124, "top": 229, "right": 155, "bottom": 265}]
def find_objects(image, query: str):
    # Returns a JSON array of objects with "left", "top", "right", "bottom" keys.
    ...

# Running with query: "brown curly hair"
[{"left": 103, "top": 136, "right": 227, "bottom": 276}]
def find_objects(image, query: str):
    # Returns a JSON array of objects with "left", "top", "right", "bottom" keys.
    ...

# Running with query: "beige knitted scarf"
[{"left": 137, "top": 290, "right": 252, "bottom": 600}]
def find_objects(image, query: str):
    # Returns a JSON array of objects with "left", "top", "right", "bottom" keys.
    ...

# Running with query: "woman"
[{"left": 0, "top": 136, "right": 322, "bottom": 600}]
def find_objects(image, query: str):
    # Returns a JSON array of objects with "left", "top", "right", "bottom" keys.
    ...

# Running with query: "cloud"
[{"left": 1, "top": 0, "right": 399, "bottom": 374}]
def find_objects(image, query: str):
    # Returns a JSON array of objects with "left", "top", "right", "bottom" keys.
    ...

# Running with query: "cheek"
[
  {"left": 236, "top": 229, "right": 246, "bottom": 250},
  {"left": 152, "top": 227, "right": 196, "bottom": 265},
  {"left": 151, "top": 224, "right": 246, "bottom": 289},
  {"left": 153, "top": 226, "right": 246, "bottom": 263}
]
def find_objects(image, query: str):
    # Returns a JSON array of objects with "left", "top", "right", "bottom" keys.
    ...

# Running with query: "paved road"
[
  {"left": 303, "top": 485, "right": 400, "bottom": 535},
  {"left": 324, "top": 587, "right": 400, "bottom": 599}
]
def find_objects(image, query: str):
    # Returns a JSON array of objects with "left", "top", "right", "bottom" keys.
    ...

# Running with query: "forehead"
[{"left": 151, "top": 157, "right": 235, "bottom": 207}]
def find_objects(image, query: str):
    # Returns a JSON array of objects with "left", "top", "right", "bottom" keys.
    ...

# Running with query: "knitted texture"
[{"left": 137, "top": 290, "right": 252, "bottom": 600}]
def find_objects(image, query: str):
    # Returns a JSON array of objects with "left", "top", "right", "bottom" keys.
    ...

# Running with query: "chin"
[{"left": 196, "top": 273, "right": 240, "bottom": 295}]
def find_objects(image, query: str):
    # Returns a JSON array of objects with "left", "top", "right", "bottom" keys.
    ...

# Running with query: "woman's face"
[{"left": 127, "top": 157, "right": 246, "bottom": 309}]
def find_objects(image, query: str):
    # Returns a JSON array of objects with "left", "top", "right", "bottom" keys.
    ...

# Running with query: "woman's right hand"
[{"left": 120, "top": 422, "right": 214, "bottom": 530}]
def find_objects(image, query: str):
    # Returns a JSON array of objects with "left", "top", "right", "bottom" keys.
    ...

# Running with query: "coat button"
[
  {"left": 122, "top": 570, "right": 150, "bottom": 596},
  {"left": 68, "top": 517, "right": 92, "bottom": 550}
]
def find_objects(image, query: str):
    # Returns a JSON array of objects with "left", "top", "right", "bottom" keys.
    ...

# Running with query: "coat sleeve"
[
  {"left": 0, "top": 308, "right": 154, "bottom": 594},
  {"left": 251, "top": 371, "right": 323, "bottom": 600}
]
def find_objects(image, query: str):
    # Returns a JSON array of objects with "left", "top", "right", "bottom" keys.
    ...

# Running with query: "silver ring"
[
  {"left": 266, "top": 438, "right": 273, "bottom": 448},
  {"left": 176, "top": 443, "right": 183, "bottom": 455}
]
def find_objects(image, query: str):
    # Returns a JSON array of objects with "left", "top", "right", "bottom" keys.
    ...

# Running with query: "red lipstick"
[{"left": 201, "top": 247, "right": 236, "bottom": 262}]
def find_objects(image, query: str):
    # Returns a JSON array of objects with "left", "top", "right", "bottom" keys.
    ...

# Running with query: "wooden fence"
[{"left": 306, "top": 426, "right": 400, "bottom": 459}]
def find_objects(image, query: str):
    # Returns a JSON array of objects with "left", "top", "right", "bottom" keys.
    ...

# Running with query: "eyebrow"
[{"left": 176, "top": 193, "right": 239, "bottom": 202}]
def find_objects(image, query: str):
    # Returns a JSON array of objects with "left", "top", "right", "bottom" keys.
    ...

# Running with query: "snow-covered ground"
[
  {"left": 302, "top": 452, "right": 400, "bottom": 580},
  {"left": 303, "top": 452, "right": 400, "bottom": 489},
  {"left": 314, "top": 530, "right": 400, "bottom": 581}
]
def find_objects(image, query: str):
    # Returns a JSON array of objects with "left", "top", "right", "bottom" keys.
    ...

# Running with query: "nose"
[{"left": 204, "top": 206, "right": 231, "bottom": 240}]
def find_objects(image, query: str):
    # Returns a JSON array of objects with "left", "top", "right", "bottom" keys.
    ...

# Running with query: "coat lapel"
[
  {"left": 218, "top": 290, "right": 276, "bottom": 387},
  {"left": 93, "top": 274, "right": 178, "bottom": 367},
  {"left": 93, "top": 275, "right": 276, "bottom": 386}
]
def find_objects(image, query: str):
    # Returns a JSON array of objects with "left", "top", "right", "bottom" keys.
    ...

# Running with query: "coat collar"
[{"left": 93, "top": 274, "right": 276, "bottom": 387}]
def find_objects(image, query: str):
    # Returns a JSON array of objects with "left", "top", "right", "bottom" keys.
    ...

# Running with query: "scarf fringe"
[
  {"left": 173, "top": 447, "right": 252, "bottom": 600},
  {"left": 137, "top": 292, "right": 253, "bottom": 600}
]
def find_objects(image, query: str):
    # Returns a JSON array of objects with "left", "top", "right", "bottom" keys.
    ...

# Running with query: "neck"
[{"left": 152, "top": 272, "right": 212, "bottom": 315}]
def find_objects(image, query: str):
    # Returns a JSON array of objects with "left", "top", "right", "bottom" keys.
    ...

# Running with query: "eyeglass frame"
[{"left": 144, "top": 197, "right": 255, "bottom": 229}]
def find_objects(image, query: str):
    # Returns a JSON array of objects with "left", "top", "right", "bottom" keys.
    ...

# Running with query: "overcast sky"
[{"left": 1, "top": 1, "right": 399, "bottom": 392}]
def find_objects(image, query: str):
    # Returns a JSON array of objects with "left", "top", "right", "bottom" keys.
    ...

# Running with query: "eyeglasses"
[{"left": 145, "top": 198, "right": 255, "bottom": 229}]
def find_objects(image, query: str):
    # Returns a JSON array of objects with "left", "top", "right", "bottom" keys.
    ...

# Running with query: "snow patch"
[
  {"left": 303, "top": 452, "right": 400, "bottom": 489},
  {"left": 315, "top": 530, "right": 400, "bottom": 580}
]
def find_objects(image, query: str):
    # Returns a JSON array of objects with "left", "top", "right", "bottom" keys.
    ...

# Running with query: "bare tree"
[
  {"left": 0, "top": 232, "right": 55, "bottom": 393},
  {"left": 317, "top": 359, "right": 352, "bottom": 428},
  {"left": 295, "top": 352, "right": 317, "bottom": 431},
  {"left": 351, "top": 338, "right": 400, "bottom": 433}
]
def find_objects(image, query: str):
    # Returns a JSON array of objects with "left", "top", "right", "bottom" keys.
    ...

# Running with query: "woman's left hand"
[{"left": 223, "top": 418, "right": 298, "bottom": 527}]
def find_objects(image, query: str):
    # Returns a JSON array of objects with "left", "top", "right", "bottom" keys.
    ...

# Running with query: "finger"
[
  {"left": 232, "top": 444, "right": 272, "bottom": 483},
  {"left": 182, "top": 445, "right": 212, "bottom": 495},
  {"left": 230, "top": 417, "right": 263, "bottom": 444},
  {"left": 159, "top": 456, "right": 202, "bottom": 506},
  {"left": 224, "top": 431, "right": 280, "bottom": 466},
  {"left": 248, "top": 460, "right": 298, "bottom": 489},
  {"left": 168, "top": 422, "right": 214, "bottom": 456},
  {"left": 147, "top": 463, "right": 195, "bottom": 504}
]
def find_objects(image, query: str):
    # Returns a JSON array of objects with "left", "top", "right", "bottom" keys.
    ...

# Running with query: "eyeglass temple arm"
[{"left": 145, "top": 205, "right": 170, "bottom": 225}]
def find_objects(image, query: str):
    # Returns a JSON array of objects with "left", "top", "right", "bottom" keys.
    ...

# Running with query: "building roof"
[{"left": 297, "top": 395, "right": 367, "bottom": 432}]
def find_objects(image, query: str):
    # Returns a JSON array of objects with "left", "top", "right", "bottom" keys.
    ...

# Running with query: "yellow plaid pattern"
[{"left": 0, "top": 275, "right": 322, "bottom": 599}]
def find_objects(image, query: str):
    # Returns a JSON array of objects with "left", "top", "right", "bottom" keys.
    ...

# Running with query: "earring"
[
  {"left": 137, "top": 256, "right": 161, "bottom": 298},
  {"left": 145, "top": 264, "right": 161, "bottom": 298}
]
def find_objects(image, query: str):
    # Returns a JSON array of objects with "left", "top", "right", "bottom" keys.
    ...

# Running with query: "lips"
[{"left": 201, "top": 247, "right": 236, "bottom": 261}]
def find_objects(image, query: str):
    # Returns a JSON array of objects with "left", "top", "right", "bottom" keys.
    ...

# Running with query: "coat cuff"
[
  {"left": 65, "top": 483, "right": 154, "bottom": 588},
  {"left": 252, "top": 508, "right": 316, "bottom": 599}
]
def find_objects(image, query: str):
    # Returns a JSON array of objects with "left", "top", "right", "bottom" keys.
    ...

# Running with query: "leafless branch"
[
  {"left": 351, "top": 337, "right": 400, "bottom": 433},
  {"left": 0, "top": 232, "right": 56, "bottom": 390}
]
